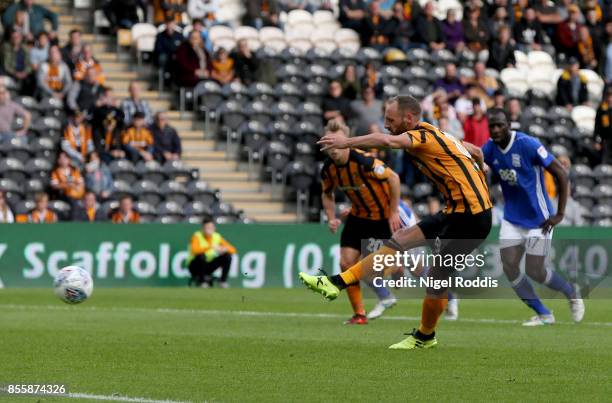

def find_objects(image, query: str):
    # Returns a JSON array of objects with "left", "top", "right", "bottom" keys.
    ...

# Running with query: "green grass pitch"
[{"left": 1, "top": 288, "right": 611, "bottom": 402}]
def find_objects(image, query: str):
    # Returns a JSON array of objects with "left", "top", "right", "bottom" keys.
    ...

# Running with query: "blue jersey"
[
  {"left": 398, "top": 201, "right": 417, "bottom": 228},
  {"left": 482, "top": 131, "right": 554, "bottom": 229}
]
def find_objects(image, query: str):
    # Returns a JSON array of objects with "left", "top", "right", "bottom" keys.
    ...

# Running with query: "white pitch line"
[
  {"left": 0, "top": 303, "right": 610, "bottom": 327},
  {"left": 68, "top": 392, "right": 193, "bottom": 403},
  {"left": 0, "top": 388, "right": 193, "bottom": 403}
]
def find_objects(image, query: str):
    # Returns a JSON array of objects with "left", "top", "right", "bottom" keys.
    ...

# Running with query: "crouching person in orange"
[{"left": 188, "top": 216, "right": 236, "bottom": 288}]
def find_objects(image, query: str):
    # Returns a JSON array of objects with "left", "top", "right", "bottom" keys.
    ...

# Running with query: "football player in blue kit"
[{"left": 482, "top": 108, "right": 585, "bottom": 326}]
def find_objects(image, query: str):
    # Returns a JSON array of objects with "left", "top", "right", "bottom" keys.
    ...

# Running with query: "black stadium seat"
[
  {"left": 133, "top": 180, "right": 163, "bottom": 206},
  {"left": 25, "top": 158, "right": 53, "bottom": 183},
  {"left": 184, "top": 200, "right": 214, "bottom": 217},
  {"left": 0, "top": 178, "right": 23, "bottom": 205},
  {"left": 49, "top": 200, "right": 71, "bottom": 221},
  {"left": 160, "top": 180, "right": 189, "bottom": 205},
  {"left": 109, "top": 159, "right": 138, "bottom": 184},
  {"left": 594, "top": 165, "right": 612, "bottom": 185},
  {"left": 136, "top": 160, "right": 167, "bottom": 185},
  {"left": 187, "top": 181, "right": 219, "bottom": 206},
  {"left": 0, "top": 158, "right": 27, "bottom": 183}
]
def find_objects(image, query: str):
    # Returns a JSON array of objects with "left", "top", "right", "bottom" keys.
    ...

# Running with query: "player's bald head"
[{"left": 386, "top": 95, "right": 422, "bottom": 119}]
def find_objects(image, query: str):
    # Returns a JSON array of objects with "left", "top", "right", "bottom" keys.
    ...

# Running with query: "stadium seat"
[
  {"left": 593, "top": 184, "right": 612, "bottom": 204},
  {"left": 111, "top": 179, "right": 135, "bottom": 200},
  {"left": 187, "top": 181, "right": 219, "bottom": 206},
  {"left": 100, "top": 200, "right": 119, "bottom": 217},
  {"left": 135, "top": 200, "right": 156, "bottom": 218},
  {"left": 594, "top": 164, "right": 612, "bottom": 185},
  {"left": 156, "top": 200, "right": 185, "bottom": 220},
  {"left": 259, "top": 27, "right": 286, "bottom": 52},
  {"left": 15, "top": 200, "right": 35, "bottom": 215},
  {"left": 248, "top": 82, "right": 276, "bottom": 104},
  {"left": 136, "top": 160, "right": 167, "bottom": 185},
  {"left": 234, "top": 26, "right": 261, "bottom": 50},
  {"left": 356, "top": 47, "right": 383, "bottom": 69},
  {"left": 580, "top": 69, "right": 605, "bottom": 104},
  {"left": 514, "top": 50, "right": 529, "bottom": 70},
  {"left": 194, "top": 80, "right": 224, "bottom": 131},
  {"left": 25, "top": 158, "right": 53, "bottom": 183},
  {"left": 39, "top": 97, "right": 64, "bottom": 119},
  {"left": 331, "top": 47, "right": 359, "bottom": 66},
  {"left": 109, "top": 159, "right": 138, "bottom": 184},
  {"left": 571, "top": 106, "right": 597, "bottom": 133},
  {"left": 287, "top": 9, "right": 313, "bottom": 26},
  {"left": 305, "top": 47, "right": 334, "bottom": 69},
  {"left": 2, "top": 137, "right": 31, "bottom": 164},
  {"left": 431, "top": 49, "right": 457, "bottom": 65},
  {"left": 297, "top": 102, "right": 323, "bottom": 126},
  {"left": 23, "top": 178, "right": 44, "bottom": 200},
  {"left": 572, "top": 164, "right": 595, "bottom": 188},
  {"left": 293, "top": 141, "right": 316, "bottom": 165},
  {"left": 500, "top": 67, "right": 529, "bottom": 96},
  {"left": 406, "top": 48, "right": 432, "bottom": 68},
  {"left": 209, "top": 25, "right": 234, "bottom": 44},
  {"left": 158, "top": 181, "right": 189, "bottom": 205},
  {"left": 527, "top": 51, "right": 555, "bottom": 72},
  {"left": 134, "top": 180, "right": 163, "bottom": 206},
  {"left": 313, "top": 10, "right": 335, "bottom": 26},
  {"left": 381, "top": 65, "right": 404, "bottom": 87},
  {"left": 222, "top": 81, "right": 250, "bottom": 103},
  {"left": 263, "top": 141, "right": 292, "bottom": 184},
  {"left": 184, "top": 200, "right": 214, "bottom": 217},
  {"left": 334, "top": 29, "right": 360, "bottom": 52},
  {"left": 297, "top": 121, "right": 322, "bottom": 145},
  {"left": 275, "top": 82, "right": 302, "bottom": 106},
  {"left": 272, "top": 101, "right": 299, "bottom": 125},
  {"left": 163, "top": 160, "right": 193, "bottom": 181},
  {"left": 0, "top": 178, "right": 23, "bottom": 205},
  {"left": 413, "top": 182, "right": 433, "bottom": 201},
  {"left": 49, "top": 200, "right": 71, "bottom": 221},
  {"left": 219, "top": 100, "right": 248, "bottom": 146},
  {"left": 31, "top": 116, "right": 62, "bottom": 139},
  {"left": 283, "top": 160, "right": 316, "bottom": 218},
  {"left": 0, "top": 158, "right": 27, "bottom": 183}
]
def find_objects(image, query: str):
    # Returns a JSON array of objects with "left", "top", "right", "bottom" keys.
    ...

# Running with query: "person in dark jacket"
[
  {"left": 153, "top": 16, "right": 183, "bottom": 70},
  {"left": 555, "top": 58, "right": 589, "bottom": 108},
  {"left": 151, "top": 112, "right": 182, "bottom": 162},
  {"left": 595, "top": 88, "right": 612, "bottom": 163},
  {"left": 2, "top": 0, "right": 58, "bottom": 38},
  {"left": 513, "top": 7, "right": 544, "bottom": 52},
  {"left": 487, "top": 25, "right": 517, "bottom": 70},
  {"left": 103, "top": 0, "right": 145, "bottom": 31},
  {"left": 412, "top": 1, "right": 445, "bottom": 50},
  {"left": 387, "top": 1, "right": 414, "bottom": 52},
  {"left": 174, "top": 30, "right": 211, "bottom": 88},
  {"left": 230, "top": 39, "right": 259, "bottom": 84}
]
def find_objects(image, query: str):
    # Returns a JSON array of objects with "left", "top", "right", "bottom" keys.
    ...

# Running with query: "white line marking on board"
[{"left": 0, "top": 303, "right": 610, "bottom": 327}]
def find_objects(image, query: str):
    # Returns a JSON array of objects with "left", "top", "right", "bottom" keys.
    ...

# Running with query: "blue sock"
[
  {"left": 544, "top": 269, "right": 574, "bottom": 299},
  {"left": 448, "top": 291, "right": 455, "bottom": 301},
  {"left": 511, "top": 274, "right": 551, "bottom": 315},
  {"left": 368, "top": 281, "right": 392, "bottom": 300}
]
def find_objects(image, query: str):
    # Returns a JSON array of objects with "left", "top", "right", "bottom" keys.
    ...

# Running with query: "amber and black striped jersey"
[
  {"left": 405, "top": 121, "right": 492, "bottom": 215},
  {"left": 321, "top": 149, "right": 394, "bottom": 220}
]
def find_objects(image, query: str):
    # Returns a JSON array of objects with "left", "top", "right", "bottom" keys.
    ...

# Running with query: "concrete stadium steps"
[{"left": 62, "top": 6, "right": 296, "bottom": 222}]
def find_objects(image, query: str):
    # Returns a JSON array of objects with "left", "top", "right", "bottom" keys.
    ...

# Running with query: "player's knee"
[
  {"left": 340, "top": 257, "right": 358, "bottom": 271},
  {"left": 525, "top": 265, "right": 546, "bottom": 283}
]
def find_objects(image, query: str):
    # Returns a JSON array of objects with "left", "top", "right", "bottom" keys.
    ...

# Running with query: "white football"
[{"left": 53, "top": 266, "right": 94, "bottom": 304}]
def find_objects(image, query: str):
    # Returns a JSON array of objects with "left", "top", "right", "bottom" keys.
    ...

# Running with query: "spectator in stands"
[
  {"left": 556, "top": 58, "right": 589, "bottom": 109},
  {"left": 30, "top": 31, "right": 49, "bottom": 71},
  {"left": 175, "top": 30, "right": 211, "bottom": 88},
  {"left": 121, "top": 111, "right": 154, "bottom": 162},
  {"left": 605, "top": 21, "right": 612, "bottom": 83},
  {"left": 454, "top": 83, "right": 486, "bottom": 121},
  {"left": 111, "top": 195, "right": 140, "bottom": 223},
  {"left": 0, "top": 84, "right": 31, "bottom": 142},
  {"left": 16, "top": 192, "right": 57, "bottom": 223},
  {"left": 442, "top": 8, "right": 464, "bottom": 52},
  {"left": 507, "top": 97, "right": 525, "bottom": 131},
  {"left": 362, "top": 62, "right": 382, "bottom": 96},
  {"left": 438, "top": 104, "right": 464, "bottom": 139},
  {"left": 84, "top": 152, "right": 113, "bottom": 200},
  {"left": 153, "top": 16, "right": 183, "bottom": 74},
  {"left": 351, "top": 86, "right": 382, "bottom": 135},
  {"left": 578, "top": 25, "right": 598, "bottom": 70},
  {"left": 0, "top": 190, "right": 14, "bottom": 223},
  {"left": 339, "top": 64, "right": 361, "bottom": 101},
  {"left": 585, "top": 8, "right": 603, "bottom": 61},
  {"left": 188, "top": 0, "right": 219, "bottom": 24},
  {"left": 338, "top": 0, "right": 366, "bottom": 31},
  {"left": 51, "top": 151, "right": 85, "bottom": 203},
  {"left": 492, "top": 89, "right": 506, "bottom": 108},
  {"left": 188, "top": 216, "right": 236, "bottom": 288},
  {"left": 37, "top": 45, "right": 72, "bottom": 100},
  {"left": 513, "top": 7, "right": 544, "bottom": 52},
  {"left": 103, "top": 0, "right": 144, "bottom": 31},
  {"left": 92, "top": 87, "right": 125, "bottom": 162},
  {"left": 413, "top": 1, "right": 445, "bottom": 50},
  {"left": 433, "top": 63, "right": 464, "bottom": 104},
  {"left": 62, "top": 109, "right": 95, "bottom": 167},
  {"left": 473, "top": 61, "right": 498, "bottom": 102},
  {"left": 556, "top": 4, "right": 582, "bottom": 59},
  {"left": 387, "top": 1, "right": 414, "bottom": 52},
  {"left": 74, "top": 44, "right": 105, "bottom": 85},
  {"left": 67, "top": 67, "right": 104, "bottom": 114},
  {"left": 534, "top": 0, "right": 563, "bottom": 28},
  {"left": 2, "top": 30, "right": 34, "bottom": 95},
  {"left": 595, "top": 88, "right": 612, "bottom": 163},
  {"left": 61, "top": 29, "right": 85, "bottom": 72},
  {"left": 151, "top": 112, "right": 182, "bottom": 163},
  {"left": 463, "top": 6, "right": 490, "bottom": 54},
  {"left": 72, "top": 191, "right": 107, "bottom": 222},
  {"left": 211, "top": 48, "right": 235, "bottom": 85},
  {"left": 322, "top": 80, "right": 354, "bottom": 124},
  {"left": 231, "top": 39, "right": 259, "bottom": 85},
  {"left": 245, "top": 0, "right": 280, "bottom": 28},
  {"left": 155, "top": 0, "right": 187, "bottom": 24},
  {"left": 2, "top": 0, "right": 58, "bottom": 39},
  {"left": 488, "top": 7, "right": 510, "bottom": 41},
  {"left": 8, "top": 9, "right": 32, "bottom": 42},
  {"left": 487, "top": 25, "right": 516, "bottom": 71},
  {"left": 363, "top": 0, "right": 391, "bottom": 50},
  {"left": 462, "top": 98, "right": 490, "bottom": 147},
  {"left": 191, "top": 18, "right": 214, "bottom": 53},
  {"left": 121, "top": 81, "right": 152, "bottom": 125}
]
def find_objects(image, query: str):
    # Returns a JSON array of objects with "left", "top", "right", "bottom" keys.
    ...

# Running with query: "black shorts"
[
  {"left": 340, "top": 214, "right": 391, "bottom": 253},
  {"left": 416, "top": 209, "right": 493, "bottom": 292}
]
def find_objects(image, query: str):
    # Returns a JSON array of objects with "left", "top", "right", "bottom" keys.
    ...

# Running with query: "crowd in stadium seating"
[
  {"left": 0, "top": 0, "right": 610, "bottom": 225},
  {"left": 0, "top": 0, "right": 191, "bottom": 224}
]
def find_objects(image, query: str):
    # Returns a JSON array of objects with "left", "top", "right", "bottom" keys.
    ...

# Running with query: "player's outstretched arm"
[
  {"left": 318, "top": 131, "right": 412, "bottom": 151},
  {"left": 541, "top": 158, "right": 568, "bottom": 233}
]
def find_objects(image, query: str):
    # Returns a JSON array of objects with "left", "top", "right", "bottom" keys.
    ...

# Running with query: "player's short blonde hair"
[{"left": 324, "top": 119, "right": 350, "bottom": 137}]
